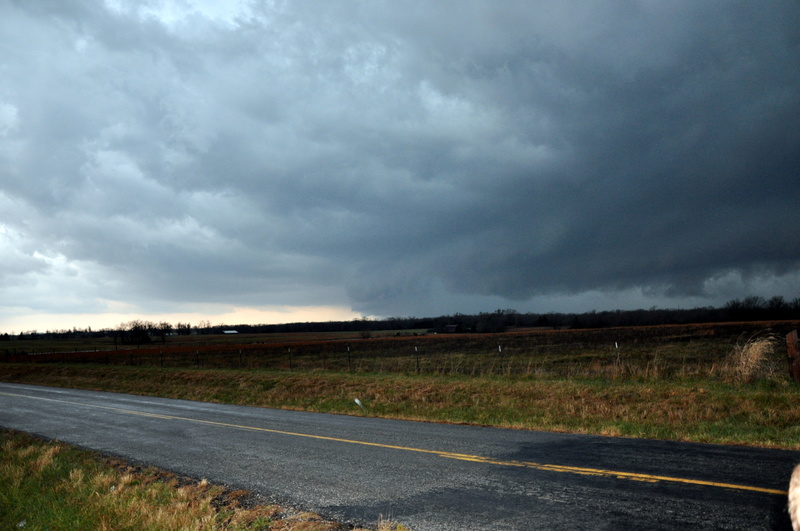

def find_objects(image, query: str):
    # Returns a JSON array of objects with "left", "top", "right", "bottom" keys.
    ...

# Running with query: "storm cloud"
[{"left": 1, "top": 1, "right": 799, "bottom": 330}]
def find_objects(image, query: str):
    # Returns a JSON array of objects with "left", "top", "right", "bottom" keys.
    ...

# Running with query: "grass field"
[
  {"left": 6, "top": 321, "right": 798, "bottom": 377},
  {"left": 3, "top": 321, "right": 800, "bottom": 449}
]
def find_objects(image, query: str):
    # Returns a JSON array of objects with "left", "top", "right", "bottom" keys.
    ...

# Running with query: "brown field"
[
  {"left": 3, "top": 320, "right": 800, "bottom": 449},
  {"left": 5, "top": 320, "right": 799, "bottom": 380}
]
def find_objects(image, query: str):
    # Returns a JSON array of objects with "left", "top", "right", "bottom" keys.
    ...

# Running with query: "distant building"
[{"left": 223, "top": 330, "right": 238, "bottom": 334}]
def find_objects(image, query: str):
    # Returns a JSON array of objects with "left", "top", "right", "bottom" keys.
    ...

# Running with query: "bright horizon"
[{"left": 2, "top": 306, "right": 363, "bottom": 335}]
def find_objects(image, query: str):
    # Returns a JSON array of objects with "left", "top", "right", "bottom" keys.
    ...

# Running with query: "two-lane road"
[{"left": 1, "top": 382, "right": 797, "bottom": 529}]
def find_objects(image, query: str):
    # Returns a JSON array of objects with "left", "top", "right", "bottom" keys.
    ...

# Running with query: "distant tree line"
[
  {"left": 6, "top": 295, "right": 800, "bottom": 341},
  {"left": 250, "top": 295, "right": 800, "bottom": 335},
  {"left": 209, "top": 295, "right": 800, "bottom": 334},
  {"left": 10, "top": 320, "right": 209, "bottom": 344}
]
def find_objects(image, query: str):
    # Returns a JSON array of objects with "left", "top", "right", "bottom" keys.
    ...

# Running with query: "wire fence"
[{"left": 2, "top": 324, "right": 768, "bottom": 379}]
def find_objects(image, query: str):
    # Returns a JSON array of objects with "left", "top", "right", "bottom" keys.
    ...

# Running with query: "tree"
[
  {"left": 197, "top": 320, "right": 212, "bottom": 334},
  {"left": 120, "top": 320, "right": 151, "bottom": 345},
  {"left": 156, "top": 321, "right": 173, "bottom": 343},
  {"left": 766, "top": 296, "right": 789, "bottom": 319}
]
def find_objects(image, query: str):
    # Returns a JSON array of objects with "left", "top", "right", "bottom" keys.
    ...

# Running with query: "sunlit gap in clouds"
[{"left": 2, "top": 306, "right": 363, "bottom": 335}]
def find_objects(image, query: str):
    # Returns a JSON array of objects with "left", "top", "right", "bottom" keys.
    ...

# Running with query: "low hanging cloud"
[{"left": 1, "top": 1, "right": 799, "bottom": 330}]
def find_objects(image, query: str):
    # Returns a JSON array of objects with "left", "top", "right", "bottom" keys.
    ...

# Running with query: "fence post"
[
  {"left": 787, "top": 330, "right": 800, "bottom": 382},
  {"left": 495, "top": 344, "right": 501, "bottom": 375}
]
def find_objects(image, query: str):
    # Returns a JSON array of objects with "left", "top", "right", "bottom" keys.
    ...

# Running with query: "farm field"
[
  {"left": 2, "top": 320, "right": 800, "bottom": 449},
  {"left": 4, "top": 320, "right": 799, "bottom": 377}
]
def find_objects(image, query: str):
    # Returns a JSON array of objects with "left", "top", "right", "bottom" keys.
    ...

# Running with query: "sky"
[{"left": 1, "top": 1, "right": 799, "bottom": 333}]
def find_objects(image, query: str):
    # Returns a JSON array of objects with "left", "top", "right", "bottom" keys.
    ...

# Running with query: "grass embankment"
[
  {"left": 0, "top": 429, "right": 405, "bottom": 531},
  {"left": 2, "top": 340, "right": 800, "bottom": 449}
]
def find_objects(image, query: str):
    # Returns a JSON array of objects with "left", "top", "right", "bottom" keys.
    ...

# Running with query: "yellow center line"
[{"left": 1, "top": 390, "right": 788, "bottom": 496}]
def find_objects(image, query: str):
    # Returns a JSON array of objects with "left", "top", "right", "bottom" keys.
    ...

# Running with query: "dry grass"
[
  {"left": 721, "top": 333, "right": 780, "bottom": 383},
  {"left": 2, "top": 322, "right": 799, "bottom": 451},
  {"left": 3, "top": 361, "right": 800, "bottom": 449},
  {"left": 11, "top": 322, "right": 797, "bottom": 376},
  {"left": 376, "top": 516, "right": 410, "bottom": 531}
]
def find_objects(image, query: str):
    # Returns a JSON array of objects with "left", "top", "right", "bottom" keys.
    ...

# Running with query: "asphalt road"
[{"left": 1, "top": 382, "right": 798, "bottom": 530}]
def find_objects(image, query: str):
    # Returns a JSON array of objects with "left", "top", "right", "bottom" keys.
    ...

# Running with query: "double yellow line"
[{"left": 1, "top": 390, "right": 788, "bottom": 496}]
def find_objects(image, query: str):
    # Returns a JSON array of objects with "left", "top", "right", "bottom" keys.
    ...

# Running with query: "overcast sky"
[{"left": 1, "top": 1, "right": 799, "bottom": 332}]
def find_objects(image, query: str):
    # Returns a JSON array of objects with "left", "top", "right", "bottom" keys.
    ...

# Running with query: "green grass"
[{"left": 1, "top": 429, "right": 226, "bottom": 530}]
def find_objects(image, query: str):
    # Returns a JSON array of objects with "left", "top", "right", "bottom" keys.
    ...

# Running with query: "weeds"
[{"left": 376, "top": 516, "right": 410, "bottom": 531}]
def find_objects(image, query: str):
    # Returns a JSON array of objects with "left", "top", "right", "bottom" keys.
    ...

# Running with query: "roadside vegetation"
[
  {"left": 2, "top": 322, "right": 799, "bottom": 449},
  {"left": 0, "top": 429, "right": 406, "bottom": 531},
  {"left": 2, "top": 322, "right": 799, "bottom": 529}
]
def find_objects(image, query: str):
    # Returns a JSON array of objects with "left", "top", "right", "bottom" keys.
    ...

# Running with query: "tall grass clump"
[{"left": 723, "top": 333, "right": 779, "bottom": 383}]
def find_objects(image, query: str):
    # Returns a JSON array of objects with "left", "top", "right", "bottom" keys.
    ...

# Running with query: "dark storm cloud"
[{"left": 0, "top": 0, "right": 798, "bottom": 327}]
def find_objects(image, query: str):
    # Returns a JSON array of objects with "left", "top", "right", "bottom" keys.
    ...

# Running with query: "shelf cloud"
[{"left": 1, "top": 1, "right": 799, "bottom": 330}]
